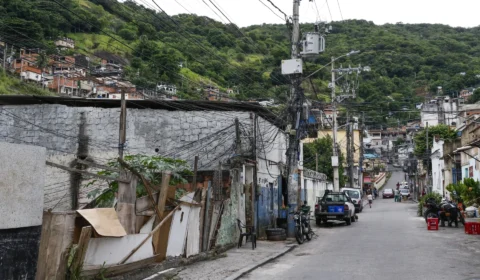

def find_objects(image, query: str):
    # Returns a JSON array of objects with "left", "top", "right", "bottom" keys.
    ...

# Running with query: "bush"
[{"left": 417, "top": 192, "right": 442, "bottom": 216}]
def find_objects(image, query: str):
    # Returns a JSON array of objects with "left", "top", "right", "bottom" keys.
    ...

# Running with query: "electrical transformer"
[{"left": 300, "top": 32, "right": 325, "bottom": 57}]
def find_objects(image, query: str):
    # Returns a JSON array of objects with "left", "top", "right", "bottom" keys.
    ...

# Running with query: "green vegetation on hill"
[
  {"left": 0, "top": 72, "right": 53, "bottom": 96},
  {"left": 2, "top": 0, "right": 480, "bottom": 124}
]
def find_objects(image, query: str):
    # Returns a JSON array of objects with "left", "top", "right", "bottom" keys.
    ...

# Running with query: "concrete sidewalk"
[
  {"left": 175, "top": 240, "right": 297, "bottom": 280},
  {"left": 116, "top": 240, "right": 297, "bottom": 280}
]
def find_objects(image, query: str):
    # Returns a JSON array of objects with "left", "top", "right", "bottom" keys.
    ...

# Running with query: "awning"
[{"left": 363, "top": 177, "right": 372, "bottom": 184}]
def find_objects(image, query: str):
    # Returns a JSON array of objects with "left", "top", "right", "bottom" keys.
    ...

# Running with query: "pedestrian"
[
  {"left": 422, "top": 189, "right": 426, "bottom": 197},
  {"left": 373, "top": 187, "right": 378, "bottom": 199},
  {"left": 396, "top": 182, "right": 400, "bottom": 189},
  {"left": 367, "top": 193, "right": 373, "bottom": 208},
  {"left": 394, "top": 188, "right": 399, "bottom": 202}
]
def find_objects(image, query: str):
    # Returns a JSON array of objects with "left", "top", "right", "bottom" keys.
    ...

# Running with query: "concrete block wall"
[{"left": 0, "top": 104, "right": 255, "bottom": 211}]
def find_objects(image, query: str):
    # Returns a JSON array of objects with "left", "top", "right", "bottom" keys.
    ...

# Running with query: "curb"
[{"left": 225, "top": 245, "right": 297, "bottom": 280}]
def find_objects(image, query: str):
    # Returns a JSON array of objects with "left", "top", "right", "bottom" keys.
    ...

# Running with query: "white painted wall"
[{"left": 431, "top": 139, "right": 444, "bottom": 195}]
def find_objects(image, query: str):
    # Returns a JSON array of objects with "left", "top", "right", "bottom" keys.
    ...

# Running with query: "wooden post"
[
  {"left": 117, "top": 173, "right": 137, "bottom": 234},
  {"left": 192, "top": 155, "right": 199, "bottom": 191},
  {"left": 70, "top": 226, "right": 92, "bottom": 273},
  {"left": 202, "top": 181, "right": 212, "bottom": 252},
  {"left": 119, "top": 89, "right": 127, "bottom": 159},
  {"left": 198, "top": 180, "right": 208, "bottom": 252},
  {"left": 157, "top": 171, "right": 172, "bottom": 220},
  {"left": 152, "top": 171, "right": 172, "bottom": 259}
]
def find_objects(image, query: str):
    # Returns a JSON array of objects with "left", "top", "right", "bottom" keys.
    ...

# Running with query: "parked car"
[
  {"left": 315, "top": 192, "right": 356, "bottom": 226},
  {"left": 340, "top": 188, "right": 363, "bottom": 213},
  {"left": 382, "top": 188, "right": 394, "bottom": 198},
  {"left": 400, "top": 188, "right": 410, "bottom": 198}
]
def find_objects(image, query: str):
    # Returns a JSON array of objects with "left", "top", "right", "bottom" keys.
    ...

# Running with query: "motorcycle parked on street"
[
  {"left": 424, "top": 198, "right": 465, "bottom": 227},
  {"left": 291, "top": 210, "right": 313, "bottom": 244}
]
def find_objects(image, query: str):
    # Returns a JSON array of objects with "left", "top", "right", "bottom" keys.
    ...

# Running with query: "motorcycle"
[
  {"left": 291, "top": 210, "right": 313, "bottom": 244},
  {"left": 424, "top": 198, "right": 465, "bottom": 227}
]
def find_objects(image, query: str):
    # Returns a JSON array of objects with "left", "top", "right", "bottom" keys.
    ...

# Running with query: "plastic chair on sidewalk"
[{"left": 236, "top": 219, "right": 256, "bottom": 250}]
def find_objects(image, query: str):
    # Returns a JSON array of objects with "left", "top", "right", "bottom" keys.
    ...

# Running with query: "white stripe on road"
[{"left": 142, "top": 268, "right": 175, "bottom": 280}]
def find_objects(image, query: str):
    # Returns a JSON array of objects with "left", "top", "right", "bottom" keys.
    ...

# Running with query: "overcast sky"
[{"left": 138, "top": 0, "right": 479, "bottom": 28}]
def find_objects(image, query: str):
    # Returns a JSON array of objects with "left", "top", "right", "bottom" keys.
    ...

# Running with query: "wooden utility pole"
[
  {"left": 119, "top": 89, "right": 127, "bottom": 159},
  {"left": 315, "top": 153, "right": 318, "bottom": 172},
  {"left": 192, "top": 155, "right": 199, "bottom": 191},
  {"left": 3, "top": 43, "right": 6, "bottom": 72}
]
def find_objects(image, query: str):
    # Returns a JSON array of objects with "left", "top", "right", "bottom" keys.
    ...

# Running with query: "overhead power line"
[
  {"left": 257, "top": 0, "right": 285, "bottom": 21},
  {"left": 325, "top": 0, "right": 333, "bottom": 21},
  {"left": 265, "top": 0, "right": 288, "bottom": 19},
  {"left": 336, "top": 0, "right": 344, "bottom": 20}
]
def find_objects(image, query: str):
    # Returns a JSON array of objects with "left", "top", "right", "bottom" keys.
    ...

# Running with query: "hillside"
[{"left": 1, "top": 0, "right": 480, "bottom": 124}]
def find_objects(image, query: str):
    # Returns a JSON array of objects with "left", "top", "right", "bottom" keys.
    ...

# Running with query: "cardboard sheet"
[{"left": 77, "top": 208, "right": 127, "bottom": 237}]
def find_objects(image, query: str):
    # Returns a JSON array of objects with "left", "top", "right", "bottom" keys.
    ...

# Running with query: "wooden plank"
[
  {"left": 117, "top": 174, "right": 137, "bottom": 234},
  {"left": 81, "top": 255, "right": 158, "bottom": 277},
  {"left": 153, "top": 171, "right": 172, "bottom": 259},
  {"left": 118, "top": 158, "right": 163, "bottom": 222},
  {"left": 198, "top": 182, "right": 208, "bottom": 252},
  {"left": 46, "top": 214, "right": 67, "bottom": 279},
  {"left": 119, "top": 205, "right": 179, "bottom": 264},
  {"left": 186, "top": 206, "right": 201, "bottom": 257},
  {"left": 207, "top": 201, "right": 222, "bottom": 250},
  {"left": 202, "top": 181, "right": 212, "bottom": 252},
  {"left": 71, "top": 226, "right": 93, "bottom": 273},
  {"left": 46, "top": 161, "right": 129, "bottom": 183},
  {"left": 35, "top": 211, "right": 53, "bottom": 280}
]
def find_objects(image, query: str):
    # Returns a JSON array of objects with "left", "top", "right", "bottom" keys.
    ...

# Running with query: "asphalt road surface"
[{"left": 242, "top": 171, "right": 480, "bottom": 280}]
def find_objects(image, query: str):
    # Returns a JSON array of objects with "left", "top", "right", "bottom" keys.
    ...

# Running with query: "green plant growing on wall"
[
  {"left": 84, "top": 154, "right": 192, "bottom": 207},
  {"left": 446, "top": 178, "right": 480, "bottom": 206}
]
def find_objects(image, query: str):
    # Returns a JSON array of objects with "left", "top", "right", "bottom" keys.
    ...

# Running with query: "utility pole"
[
  {"left": 331, "top": 56, "right": 340, "bottom": 191},
  {"left": 284, "top": 0, "right": 303, "bottom": 237},
  {"left": 315, "top": 153, "right": 318, "bottom": 172},
  {"left": 119, "top": 89, "right": 127, "bottom": 159},
  {"left": 3, "top": 43, "right": 6, "bottom": 72},
  {"left": 425, "top": 122, "right": 429, "bottom": 193},
  {"left": 359, "top": 112, "right": 365, "bottom": 190}
]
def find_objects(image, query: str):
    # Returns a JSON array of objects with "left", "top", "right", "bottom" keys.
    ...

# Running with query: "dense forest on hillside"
[{"left": 1, "top": 0, "right": 480, "bottom": 125}]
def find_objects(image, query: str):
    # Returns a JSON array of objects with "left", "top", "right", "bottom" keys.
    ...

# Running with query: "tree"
[
  {"left": 303, "top": 135, "right": 346, "bottom": 187},
  {"left": 468, "top": 88, "right": 480, "bottom": 104},
  {"left": 413, "top": 124, "right": 457, "bottom": 157},
  {"left": 35, "top": 52, "right": 48, "bottom": 72}
]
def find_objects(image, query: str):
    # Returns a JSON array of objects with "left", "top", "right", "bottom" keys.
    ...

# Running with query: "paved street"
[{"left": 242, "top": 171, "right": 480, "bottom": 280}]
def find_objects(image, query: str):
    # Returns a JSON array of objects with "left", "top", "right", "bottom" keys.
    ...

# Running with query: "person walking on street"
[
  {"left": 394, "top": 188, "right": 399, "bottom": 202},
  {"left": 373, "top": 187, "right": 378, "bottom": 199},
  {"left": 367, "top": 193, "right": 373, "bottom": 208}
]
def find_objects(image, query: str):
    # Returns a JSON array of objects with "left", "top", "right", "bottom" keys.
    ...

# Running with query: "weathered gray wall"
[
  {"left": 0, "top": 142, "right": 46, "bottom": 280},
  {"left": 0, "top": 142, "right": 46, "bottom": 228},
  {"left": 0, "top": 105, "right": 253, "bottom": 211}
]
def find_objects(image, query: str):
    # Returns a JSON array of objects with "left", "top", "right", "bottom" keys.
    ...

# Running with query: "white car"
[
  {"left": 400, "top": 188, "right": 410, "bottom": 198},
  {"left": 341, "top": 188, "right": 363, "bottom": 213}
]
